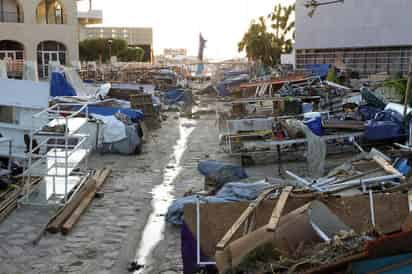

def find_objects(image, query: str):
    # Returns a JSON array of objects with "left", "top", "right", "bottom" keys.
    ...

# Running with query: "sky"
[{"left": 78, "top": 0, "right": 294, "bottom": 60}]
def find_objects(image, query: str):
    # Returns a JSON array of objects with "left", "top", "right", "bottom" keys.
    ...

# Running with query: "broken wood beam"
[
  {"left": 46, "top": 175, "right": 96, "bottom": 233},
  {"left": 267, "top": 186, "right": 293, "bottom": 232},
  {"left": 0, "top": 200, "right": 17, "bottom": 223},
  {"left": 373, "top": 156, "right": 405, "bottom": 182},
  {"left": 61, "top": 167, "right": 112, "bottom": 235},
  {"left": 216, "top": 187, "right": 276, "bottom": 251}
]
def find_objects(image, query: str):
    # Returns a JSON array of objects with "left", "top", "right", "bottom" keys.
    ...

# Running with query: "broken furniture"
[
  {"left": 183, "top": 191, "right": 410, "bottom": 273},
  {"left": 20, "top": 103, "right": 92, "bottom": 206}
]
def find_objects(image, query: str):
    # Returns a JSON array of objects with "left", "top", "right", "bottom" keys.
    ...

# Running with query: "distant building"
[
  {"left": 80, "top": 27, "right": 153, "bottom": 62},
  {"left": 163, "top": 48, "right": 187, "bottom": 58},
  {"left": 295, "top": 0, "right": 412, "bottom": 77},
  {"left": 0, "top": 0, "right": 102, "bottom": 78}
]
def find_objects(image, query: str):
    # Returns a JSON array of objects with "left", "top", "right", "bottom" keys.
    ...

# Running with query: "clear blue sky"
[{"left": 78, "top": 0, "right": 294, "bottom": 60}]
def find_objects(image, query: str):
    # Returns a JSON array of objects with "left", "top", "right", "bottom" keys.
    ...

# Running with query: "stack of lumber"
[
  {"left": 46, "top": 167, "right": 112, "bottom": 235},
  {"left": 0, "top": 177, "right": 42, "bottom": 223},
  {"left": 0, "top": 186, "right": 20, "bottom": 223}
]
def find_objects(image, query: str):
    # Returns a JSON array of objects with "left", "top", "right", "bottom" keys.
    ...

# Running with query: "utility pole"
[{"left": 403, "top": 63, "right": 412, "bottom": 117}]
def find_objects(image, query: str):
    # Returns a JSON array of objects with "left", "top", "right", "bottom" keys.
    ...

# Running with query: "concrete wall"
[
  {"left": 0, "top": 0, "right": 79, "bottom": 63},
  {"left": 296, "top": 0, "right": 412, "bottom": 49}
]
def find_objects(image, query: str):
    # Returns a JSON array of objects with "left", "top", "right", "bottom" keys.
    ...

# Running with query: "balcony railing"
[
  {"left": 37, "top": 15, "right": 66, "bottom": 24},
  {"left": 0, "top": 11, "right": 23, "bottom": 23}
]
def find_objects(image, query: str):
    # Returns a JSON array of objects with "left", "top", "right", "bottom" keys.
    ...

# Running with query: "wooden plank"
[
  {"left": 46, "top": 175, "right": 97, "bottom": 233},
  {"left": 61, "top": 186, "right": 96, "bottom": 235},
  {"left": 216, "top": 187, "right": 275, "bottom": 250},
  {"left": 0, "top": 200, "right": 17, "bottom": 223},
  {"left": 373, "top": 156, "right": 405, "bottom": 182},
  {"left": 96, "top": 167, "right": 112, "bottom": 189},
  {"left": 60, "top": 167, "right": 112, "bottom": 235},
  {"left": 266, "top": 186, "right": 293, "bottom": 232},
  {"left": 0, "top": 189, "right": 20, "bottom": 213}
]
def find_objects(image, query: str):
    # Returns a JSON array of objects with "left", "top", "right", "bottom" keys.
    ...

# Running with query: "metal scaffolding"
[{"left": 20, "top": 103, "right": 92, "bottom": 206}]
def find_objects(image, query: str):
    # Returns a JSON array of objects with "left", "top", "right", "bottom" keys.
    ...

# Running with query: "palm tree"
[{"left": 238, "top": 4, "right": 295, "bottom": 67}]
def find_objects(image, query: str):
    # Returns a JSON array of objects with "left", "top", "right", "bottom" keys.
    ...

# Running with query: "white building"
[
  {"left": 0, "top": 0, "right": 102, "bottom": 78},
  {"left": 295, "top": 0, "right": 412, "bottom": 76}
]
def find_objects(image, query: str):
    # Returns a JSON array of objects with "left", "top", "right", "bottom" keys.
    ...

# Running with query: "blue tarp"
[
  {"left": 50, "top": 72, "right": 77, "bottom": 97},
  {"left": 72, "top": 105, "right": 144, "bottom": 121},
  {"left": 215, "top": 74, "right": 249, "bottom": 96},
  {"left": 350, "top": 253, "right": 412, "bottom": 274},
  {"left": 305, "top": 64, "right": 331, "bottom": 79},
  {"left": 166, "top": 181, "right": 271, "bottom": 225},
  {"left": 164, "top": 89, "right": 185, "bottom": 105},
  {"left": 198, "top": 160, "right": 248, "bottom": 187},
  {"left": 364, "top": 110, "right": 405, "bottom": 141}
]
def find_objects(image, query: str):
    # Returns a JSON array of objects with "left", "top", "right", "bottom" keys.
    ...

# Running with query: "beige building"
[
  {"left": 163, "top": 48, "right": 187, "bottom": 58},
  {"left": 80, "top": 27, "right": 153, "bottom": 62},
  {"left": 0, "top": 0, "right": 102, "bottom": 78}
]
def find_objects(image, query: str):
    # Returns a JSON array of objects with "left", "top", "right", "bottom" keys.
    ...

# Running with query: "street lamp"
[
  {"left": 305, "top": 0, "right": 344, "bottom": 17},
  {"left": 108, "top": 39, "right": 113, "bottom": 80},
  {"left": 108, "top": 39, "right": 113, "bottom": 63}
]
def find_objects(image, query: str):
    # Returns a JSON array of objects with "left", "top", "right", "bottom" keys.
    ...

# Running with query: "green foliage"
[
  {"left": 79, "top": 38, "right": 128, "bottom": 62},
  {"left": 238, "top": 4, "right": 295, "bottom": 67},
  {"left": 383, "top": 78, "right": 411, "bottom": 105},
  {"left": 118, "top": 47, "right": 145, "bottom": 62},
  {"left": 326, "top": 67, "right": 337, "bottom": 82}
]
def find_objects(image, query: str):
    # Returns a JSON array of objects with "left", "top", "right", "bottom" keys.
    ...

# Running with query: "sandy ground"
[{"left": 0, "top": 92, "right": 354, "bottom": 274}]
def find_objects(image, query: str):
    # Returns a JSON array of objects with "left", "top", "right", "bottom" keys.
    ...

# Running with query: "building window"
[
  {"left": 0, "top": 106, "right": 17, "bottom": 124},
  {"left": 36, "top": 0, "right": 66, "bottom": 24},
  {"left": 0, "top": 0, "right": 24, "bottom": 23}
]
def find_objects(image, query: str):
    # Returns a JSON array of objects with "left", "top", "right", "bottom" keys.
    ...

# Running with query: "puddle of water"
[{"left": 134, "top": 118, "right": 196, "bottom": 272}]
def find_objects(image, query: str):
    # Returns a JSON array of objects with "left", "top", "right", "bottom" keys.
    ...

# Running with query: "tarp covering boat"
[{"left": 50, "top": 72, "right": 77, "bottom": 97}]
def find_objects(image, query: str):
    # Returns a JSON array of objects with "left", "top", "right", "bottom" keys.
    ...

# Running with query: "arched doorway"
[
  {"left": 0, "top": 0, "right": 24, "bottom": 23},
  {"left": 0, "top": 40, "right": 24, "bottom": 78},
  {"left": 36, "top": 0, "right": 66, "bottom": 24},
  {"left": 37, "top": 41, "right": 66, "bottom": 78}
]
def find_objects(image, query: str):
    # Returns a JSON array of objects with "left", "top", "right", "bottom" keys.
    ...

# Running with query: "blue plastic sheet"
[
  {"left": 364, "top": 110, "right": 405, "bottom": 141},
  {"left": 358, "top": 105, "right": 381, "bottom": 121},
  {"left": 215, "top": 74, "right": 249, "bottom": 96},
  {"left": 350, "top": 253, "right": 412, "bottom": 274},
  {"left": 198, "top": 160, "right": 248, "bottom": 187},
  {"left": 164, "top": 89, "right": 185, "bottom": 105},
  {"left": 166, "top": 181, "right": 270, "bottom": 225},
  {"left": 50, "top": 72, "right": 77, "bottom": 97},
  {"left": 305, "top": 64, "right": 331, "bottom": 79}
]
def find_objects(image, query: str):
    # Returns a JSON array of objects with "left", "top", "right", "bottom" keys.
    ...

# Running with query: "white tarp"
[
  {"left": 48, "top": 61, "right": 61, "bottom": 80},
  {"left": 96, "top": 83, "right": 111, "bottom": 98},
  {"left": 93, "top": 115, "right": 126, "bottom": 143},
  {"left": 385, "top": 102, "right": 412, "bottom": 117},
  {"left": 23, "top": 61, "right": 39, "bottom": 82},
  {"left": 64, "top": 67, "right": 97, "bottom": 97},
  {"left": 0, "top": 60, "right": 7, "bottom": 80}
]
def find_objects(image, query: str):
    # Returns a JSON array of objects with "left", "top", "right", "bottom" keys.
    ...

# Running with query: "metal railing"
[{"left": 0, "top": 11, "right": 23, "bottom": 23}]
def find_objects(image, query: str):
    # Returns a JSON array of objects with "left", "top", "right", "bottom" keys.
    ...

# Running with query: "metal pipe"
[
  {"left": 196, "top": 196, "right": 216, "bottom": 266},
  {"left": 286, "top": 170, "right": 322, "bottom": 192},
  {"left": 369, "top": 189, "right": 376, "bottom": 228},
  {"left": 325, "top": 174, "right": 401, "bottom": 192}
]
